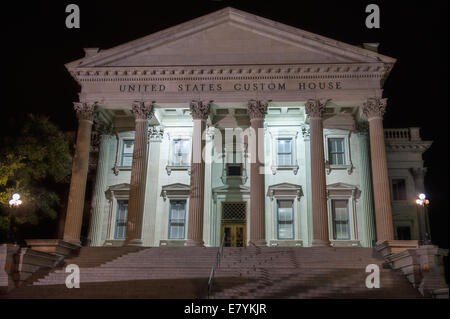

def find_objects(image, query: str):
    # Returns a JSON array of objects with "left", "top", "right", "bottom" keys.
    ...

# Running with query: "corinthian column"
[
  {"left": 362, "top": 98, "right": 394, "bottom": 243},
  {"left": 125, "top": 101, "right": 153, "bottom": 246},
  {"left": 87, "top": 121, "right": 114, "bottom": 246},
  {"left": 357, "top": 127, "right": 376, "bottom": 247},
  {"left": 63, "top": 102, "right": 96, "bottom": 245},
  {"left": 247, "top": 99, "right": 268, "bottom": 246},
  {"left": 305, "top": 99, "right": 330, "bottom": 247},
  {"left": 185, "top": 100, "right": 210, "bottom": 247}
]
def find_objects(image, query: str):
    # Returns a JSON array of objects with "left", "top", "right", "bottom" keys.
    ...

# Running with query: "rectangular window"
[
  {"left": 328, "top": 138, "right": 345, "bottom": 165},
  {"left": 277, "top": 200, "right": 294, "bottom": 240},
  {"left": 331, "top": 199, "right": 350, "bottom": 240},
  {"left": 172, "top": 139, "right": 190, "bottom": 166},
  {"left": 169, "top": 200, "right": 186, "bottom": 239},
  {"left": 277, "top": 138, "right": 293, "bottom": 166},
  {"left": 121, "top": 139, "right": 134, "bottom": 166},
  {"left": 392, "top": 179, "right": 407, "bottom": 200},
  {"left": 114, "top": 200, "right": 128, "bottom": 240}
]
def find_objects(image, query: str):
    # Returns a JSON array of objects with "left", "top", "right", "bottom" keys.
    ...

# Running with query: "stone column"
[
  {"left": 185, "top": 100, "right": 210, "bottom": 247},
  {"left": 87, "top": 132, "right": 114, "bottom": 246},
  {"left": 125, "top": 101, "right": 153, "bottom": 246},
  {"left": 247, "top": 100, "right": 268, "bottom": 246},
  {"left": 63, "top": 102, "right": 96, "bottom": 245},
  {"left": 362, "top": 98, "right": 394, "bottom": 243},
  {"left": 305, "top": 99, "right": 331, "bottom": 247},
  {"left": 357, "top": 128, "right": 377, "bottom": 247}
]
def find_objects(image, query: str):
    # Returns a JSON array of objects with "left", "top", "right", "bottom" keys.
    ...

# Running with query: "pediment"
[
  {"left": 107, "top": 183, "right": 130, "bottom": 191},
  {"left": 327, "top": 182, "right": 357, "bottom": 189},
  {"left": 160, "top": 183, "right": 190, "bottom": 200},
  {"left": 268, "top": 183, "right": 302, "bottom": 190},
  {"left": 67, "top": 7, "right": 394, "bottom": 69},
  {"left": 161, "top": 183, "right": 190, "bottom": 190},
  {"left": 267, "top": 183, "right": 303, "bottom": 199}
]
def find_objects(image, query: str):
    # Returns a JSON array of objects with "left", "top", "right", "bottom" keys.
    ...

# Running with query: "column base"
[
  {"left": 312, "top": 239, "right": 331, "bottom": 247},
  {"left": 248, "top": 239, "right": 267, "bottom": 247},
  {"left": 184, "top": 239, "right": 204, "bottom": 247},
  {"left": 25, "top": 239, "right": 80, "bottom": 258},
  {"left": 125, "top": 239, "right": 143, "bottom": 247},
  {"left": 375, "top": 240, "right": 419, "bottom": 257}
]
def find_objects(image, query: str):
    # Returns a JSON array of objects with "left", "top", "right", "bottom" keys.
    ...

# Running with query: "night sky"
[{"left": 1, "top": 1, "right": 448, "bottom": 247}]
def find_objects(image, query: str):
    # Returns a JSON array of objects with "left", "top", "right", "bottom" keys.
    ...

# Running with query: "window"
[
  {"left": 277, "top": 138, "right": 293, "bottom": 166},
  {"left": 328, "top": 138, "right": 345, "bottom": 165},
  {"left": 397, "top": 226, "right": 411, "bottom": 240},
  {"left": 331, "top": 199, "right": 350, "bottom": 240},
  {"left": 172, "top": 139, "right": 190, "bottom": 166},
  {"left": 392, "top": 179, "right": 407, "bottom": 200},
  {"left": 227, "top": 164, "right": 242, "bottom": 176},
  {"left": 121, "top": 140, "right": 134, "bottom": 166},
  {"left": 277, "top": 200, "right": 294, "bottom": 240},
  {"left": 114, "top": 200, "right": 128, "bottom": 239},
  {"left": 168, "top": 200, "right": 186, "bottom": 239}
]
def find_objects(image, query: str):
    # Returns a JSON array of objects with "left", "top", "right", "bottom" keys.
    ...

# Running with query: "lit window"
[
  {"left": 277, "top": 138, "right": 293, "bottom": 166},
  {"left": 172, "top": 139, "right": 190, "bottom": 166},
  {"left": 277, "top": 200, "right": 294, "bottom": 240},
  {"left": 328, "top": 138, "right": 345, "bottom": 165},
  {"left": 169, "top": 200, "right": 186, "bottom": 239},
  {"left": 392, "top": 179, "right": 407, "bottom": 200},
  {"left": 331, "top": 199, "right": 350, "bottom": 240},
  {"left": 121, "top": 140, "right": 134, "bottom": 166},
  {"left": 114, "top": 200, "right": 128, "bottom": 240}
]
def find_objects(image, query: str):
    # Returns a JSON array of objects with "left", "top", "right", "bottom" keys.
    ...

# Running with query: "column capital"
[
  {"left": 74, "top": 102, "right": 96, "bottom": 122},
  {"left": 132, "top": 101, "right": 154, "bottom": 120},
  {"left": 362, "top": 97, "right": 387, "bottom": 120},
  {"left": 410, "top": 167, "right": 427, "bottom": 179},
  {"left": 305, "top": 99, "right": 330, "bottom": 118},
  {"left": 148, "top": 125, "right": 164, "bottom": 142},
  {"left": 247, "top": 99, "right": 268, "bottom": 120},
  {"left": 189, "top": 100, "right": 211, "bottom": 120}
]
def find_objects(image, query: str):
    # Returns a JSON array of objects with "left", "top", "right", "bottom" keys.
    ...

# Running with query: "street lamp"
[
  {"left": 415, "top": 193, "right": 431, "bottom": 245},
  {"left": 8, "top": 193, "right": 22, "bottom": 243}
]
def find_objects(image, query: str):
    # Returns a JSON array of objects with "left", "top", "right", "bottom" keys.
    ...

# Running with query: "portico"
[{"left": 59, "top": 7, "right": 427, "bottom": 250}]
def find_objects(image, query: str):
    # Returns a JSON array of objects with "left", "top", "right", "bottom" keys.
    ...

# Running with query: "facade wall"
[{"left": 88, "top": 116, "right": 429, "bottom": 248}]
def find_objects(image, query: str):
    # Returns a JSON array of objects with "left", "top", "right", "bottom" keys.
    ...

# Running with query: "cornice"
[
  {"left": 67, "top": 62, "right": 391, "bottom": 84},
  {"left": 385, "top": 141, "right": 432, "bottom": 152}
]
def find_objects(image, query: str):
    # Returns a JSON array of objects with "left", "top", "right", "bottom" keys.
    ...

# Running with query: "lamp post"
[
  {"left": 8, "top": 193, "right": 22, "bottom": 243},
  {"left": 415, "top": 193, "right": 431, "bottom": 245}
]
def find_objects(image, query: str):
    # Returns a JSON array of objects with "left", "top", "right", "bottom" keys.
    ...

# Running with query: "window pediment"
[
  {"left": 267, "top": 183, "right": 303, "bottom": 201},
  {"left": 105, "top": 183, "right": 130, "bottom": 199},
  {"left": 160, "top": 183, "right": 190, "bottom": 200},
  {"left": 326, "top": 183, "right": 360, "bottom": 199}
]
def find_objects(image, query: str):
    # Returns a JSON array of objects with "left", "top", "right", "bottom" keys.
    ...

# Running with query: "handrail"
[{"left": 207, "top": 233, "right": 226, "bottom": 299}]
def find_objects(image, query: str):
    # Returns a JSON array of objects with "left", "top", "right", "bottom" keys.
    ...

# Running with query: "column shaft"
[
  {"left": 358, "top": 131, "right": 377, "bottom": 247},
  {"left": 125, "top": 102, "right": 153, "bottom": 246},
  {"left": 186, "top": 101, "right": 210, "bottom": 246},
  {"left": 247, "top": 100, "right": 268, "bottom": 246},
  {"left": 63, "top": 103, "right": 95, "bottom": 245},
  {"left": 88, "top": 134, "right": 112, "bottom": 246},
  {"left": 363, "top": 98, "right": 394, "bottom": 243},
  {"left": 306, "top": 99, "right": 330, "bottom": 247}
]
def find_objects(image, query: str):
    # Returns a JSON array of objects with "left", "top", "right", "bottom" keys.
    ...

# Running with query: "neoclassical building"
[{"left": 62, "top": 8, "right": 431, "bottom": 249}]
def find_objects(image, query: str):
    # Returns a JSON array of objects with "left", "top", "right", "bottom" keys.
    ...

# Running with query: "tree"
[{"left": 0, "top": 114, "right": 72, "bottom": 243}]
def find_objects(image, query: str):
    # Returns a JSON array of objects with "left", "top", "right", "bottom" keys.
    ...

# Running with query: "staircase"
[{"left": 3, "top": 246, "right": 424, "bottom": 299}]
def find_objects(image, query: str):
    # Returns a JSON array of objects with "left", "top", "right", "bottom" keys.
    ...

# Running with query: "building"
[{"left": 62, "top": 7, "right": 431, "bottom": 249}]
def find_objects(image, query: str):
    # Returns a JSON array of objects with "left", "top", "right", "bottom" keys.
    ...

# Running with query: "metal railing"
[{"left": 207, "top": 234, "right": 226, "bottom": 299}]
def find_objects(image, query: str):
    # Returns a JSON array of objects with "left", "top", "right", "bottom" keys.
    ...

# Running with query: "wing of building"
[{"left": 62, "top": 7, "right": 431, "bottom": 248}]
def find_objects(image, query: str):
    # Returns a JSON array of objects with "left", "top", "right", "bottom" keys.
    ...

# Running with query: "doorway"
[{"left": 221, "top": 202, "right": 246, "bottom": 247}]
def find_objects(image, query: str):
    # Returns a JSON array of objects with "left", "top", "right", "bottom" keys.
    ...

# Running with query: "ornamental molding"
[
  {"left": 247, "top": 99, "right": 268, "bottom": 120},
  {"left": 74, "top": 102, "right": 96, "bottom": 121},
  {"left": 362, "top": 97, "right": 387, "bottom": 119},
  {"left": 305, "top": 99, "right": 330, "bottom": 118},
  {"left": 131, "top": 100, "right": 154, "bottom": 120},
  {"left": 148, "top": 126, "right": 164, "bottom": 142},
  {"left": 68, "top": 63, "right": 391, "bottom": 83},
  {"left": 385, "top": 142, "right": 432, "bottom": 153},
  {"left": 189, "top": 100, "right": 211, "bottom": 120}
]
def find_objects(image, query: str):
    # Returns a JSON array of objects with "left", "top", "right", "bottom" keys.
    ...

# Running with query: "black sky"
[{"left": 1, "top": 1, "right": 448, "bottom": 247}]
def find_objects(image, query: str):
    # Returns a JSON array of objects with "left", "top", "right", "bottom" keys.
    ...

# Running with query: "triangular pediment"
[
  {"left": 161, "top": 183, "right": 190, "bottom": 190},
  {"left": 327, "top": 182, "right": 357, "bottom": 189},
  {"left": 268, "top": 182, "right": 302, "bottom": 190},
  {"left": 67, "top": 7, "right": 394, "bottom": 69}
]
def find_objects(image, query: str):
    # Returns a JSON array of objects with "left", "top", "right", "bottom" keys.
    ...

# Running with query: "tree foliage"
[{"left": 0, "top": 115, "right": 72, "bottom": 237}]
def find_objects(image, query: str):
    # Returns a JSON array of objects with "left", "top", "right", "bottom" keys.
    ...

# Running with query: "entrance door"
[{"left": 221, "top": 224, "right": 246, "bottom": 247}]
